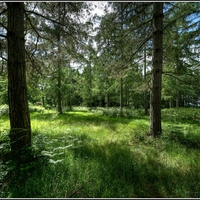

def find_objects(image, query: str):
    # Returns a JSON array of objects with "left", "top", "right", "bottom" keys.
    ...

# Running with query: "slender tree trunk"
[
  {"left": 67, "top": 66, "right": 72, "bottom": 110},
  {"left": 7, "top": 2, "right": 31, "bottom": 152},
  {"left": 119, "top": 3, "right": 124, "bottom": 117},
  {"left": 57, "top": 51, "right": 62, "bottom": 113},
  {"left": 176, "top": 78, "right": 179, "bottom": 108},
  {"left": 106, "top": 93, "right": 110, "bottom": 108},
  {"left": 57, "top": 61, "right": 63, "bottom": 114},
  {"left": 42, "top": 96, "right": 45, "bottom": 107},
  {"left": 120, "top": 77, "right": 124, "bottom": 116},
  {"left": 176, "top": 92, "right": 179, "bottom": 108},
  {"left": 150, "top": 2, "right": 163, "bottom": 138},
  {"left": 85, "top": 61, "right": 93, "bottom": 108},
  {"left": 126, "top": 84, "right": 130, "bottom": 107},
  {"left": 89, "top": 62, "right": 92, "bottom": 108},
  {"left": 143, "top": 45, "right": 148, "bottom": 115},
  {"left": 67, "top": 90, "right": 72, "bottom": 110},
  {"left": 57, "top": 3, "right": 63, "bottom": 114},
  {"left": 169, "top": 98, "right": 174, "bottom": 108}
]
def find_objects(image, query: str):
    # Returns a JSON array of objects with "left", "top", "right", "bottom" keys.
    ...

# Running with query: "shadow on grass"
[
  {"left": 30, "top": 111, "right": 139, "bottom": 133},
  {"left": 163, "top": 127, "right": 200, "bottom": 150},
  {"left": 67, "top": 136, "right": 200, "bottom": 198},
  {"left": 31, "top": 111, "right": 133, "bottom": 122},
  {"left": 1, "top": 145, "right": 49, "bottom": 198},
  {"left": 2, "top": 131, "right": 200, "bottom": 198}
]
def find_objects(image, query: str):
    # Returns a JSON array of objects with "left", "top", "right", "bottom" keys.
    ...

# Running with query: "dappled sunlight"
[
  {"left": 1, "top": 107, "right": 200, "bottom": 197},
  {"left": 0, "top": 116, "right": 9, "bottom": 132}
]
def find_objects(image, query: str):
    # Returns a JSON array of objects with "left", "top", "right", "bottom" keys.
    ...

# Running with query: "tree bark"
[
  {"left": 57, "top": 3, "right": 63, "bottom": 114},
  {"left": 176, "top": 79, "right": 179, "bottom": 108},
  {"left": 169, "top": 98, "right": 174, "bottom": 108},
  {"left": 150, "top": 2, "right": 163, "bottom": 137},
  {"left": 106, "top": 93, "right": 110, "bottom": 108},
  {"left": 88, "top": 62, "right": 92, "bottom": 108},
  {"left": 57, "top": 60, "right": 63, "bottom": 114},
  {"left": 119, "top": 3, "right": 124, "bottom": 117},
  {"left": 143, "top": 45, "right": 148, "bottom": 115},
  {"left": 126, "top": 84, "right": 130, "bottom": 107},
  {"left": 120, "top": 77, "right": 124, "bottom": 116},
  {"left": 7, "top": 2, "right": 31, "bottom": 152}
]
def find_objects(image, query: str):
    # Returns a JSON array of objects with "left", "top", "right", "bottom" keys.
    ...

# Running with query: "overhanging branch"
[
  {"left": 163, "top": 71, "right": 199, "bottom": 88},
  {"left": 0, "top": 33, "right": 6, "bottom": 38}
]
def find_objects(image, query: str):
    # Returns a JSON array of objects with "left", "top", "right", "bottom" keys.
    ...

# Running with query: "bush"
[
  {"left": 44, "top": 104, "right": 52, "bottom": 110},
  {"left": 0, "top": 104, "right": 9, "bottom": 116},
  {"left": 29, "top": 105, "right": 45, "bottom": 113},
  {"left": 91, "top": 107, "right": 145, "bottom": 118},
  {"left": 0, "top": 104, "right": 47, "bottom": 116}
]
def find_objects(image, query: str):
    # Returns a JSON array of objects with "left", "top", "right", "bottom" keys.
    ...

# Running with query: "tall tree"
[
  {"left": 149, "top": 2, "right": 163, "bottom": 137},
  {"left": 162, "top": 2, "right": 200, "bottom": 108},
  {"left": 7, "top": 2, "right": 31, "bottom": 153},
  {"left": 57, "top": 3, "right": 63, "bottom": 114}
]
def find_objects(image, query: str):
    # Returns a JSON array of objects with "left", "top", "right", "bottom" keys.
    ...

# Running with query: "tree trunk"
[
  {"left": 150, "top": 2, "right": 163, "bottom": 138},
  {"left": 143, "top": 45, "right": 148, "bottom": 115},
  {"left": 57, "top": 62, "right": 63, "bottom": 114},
  {"left": 126, "top": 84, "right": 130, "bottom": 107},
  {"left": 176, "top": 92, "right": 179, "bottom": 108},
  {"left": 57, "top": 3, "right": 63, "bottom": 114},
  {"left": 120, "top": 77, "right": 124, "bottom": 116},
  {"left": 119, "top": 3, "right": 124, "bottom": 117},
  {"left": 57, "top": 47, "right": 62, "bottom": 114},
  {"left": 106, "top": 93, "right": 110, "bottom": 108},
  {"left": 42, "top": 96, "right": 45, "bottom": 107},
  {"left": 169, "top": 98, "right": 174, "bottom": 108},
  {"left": 67, "top": 90, "right": 72, "bottom": 110},
  {"left": 89, "top": 63, "right": 92, "bottom": 108},
  {"left": 7, "top": 2, "right": 31, "bottom": 152}
]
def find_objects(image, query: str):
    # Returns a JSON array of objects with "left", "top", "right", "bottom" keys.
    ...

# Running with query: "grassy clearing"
[{"left": 1, "top": 107, "right": 200, "bottom": 197}]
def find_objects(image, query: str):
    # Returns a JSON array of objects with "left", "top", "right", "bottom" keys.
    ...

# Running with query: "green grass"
[{"left": 1, "top": 107, "right": 200, "bottom": 197}]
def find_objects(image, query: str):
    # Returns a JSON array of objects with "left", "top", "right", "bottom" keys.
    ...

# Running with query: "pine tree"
[
  {"left": 7, "top": 2, "right": 31, "bottom": 153},
  {"left": 149, "top": 2, "right": 163, "bottom": 137}
]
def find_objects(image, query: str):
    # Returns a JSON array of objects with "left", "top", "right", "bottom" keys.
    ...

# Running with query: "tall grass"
[{"left": 1, "top": 106, "right": 200, "bottom": 197}]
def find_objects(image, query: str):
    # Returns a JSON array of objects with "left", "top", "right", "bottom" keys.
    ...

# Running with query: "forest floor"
[{"left": 1, "top": 106, "right": 200, "bottom": 198}]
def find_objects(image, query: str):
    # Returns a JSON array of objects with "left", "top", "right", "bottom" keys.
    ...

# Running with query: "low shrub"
[
  {"left": 92, "top": 107, "right": 144, "bottom": 118},
  {"left": 29, "top": 105, "right": 46, "bottom": 113},
  {"left": 0, "top": 104, "right": 46, "bottom": 115},
  {"left": 0, "top": 104, "right": 9, "bottom": 116}
]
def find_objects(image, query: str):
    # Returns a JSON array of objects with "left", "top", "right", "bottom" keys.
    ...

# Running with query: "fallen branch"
[{"left": 66, "top": 179, "right": 90, "bottom": 198}]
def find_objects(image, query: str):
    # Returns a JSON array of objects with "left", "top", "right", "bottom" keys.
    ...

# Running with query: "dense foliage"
[{"left": 0, "top": 2, "right": 199, "bottom": 109}]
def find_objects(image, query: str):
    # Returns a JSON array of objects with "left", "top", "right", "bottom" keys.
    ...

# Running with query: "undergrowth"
[{"left": 0, "top": 107, "right": 200, "bottom": 197}]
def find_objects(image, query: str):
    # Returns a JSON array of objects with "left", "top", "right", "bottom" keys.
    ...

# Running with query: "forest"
[{"left": 0, "top": 2, "right": 200, "bottom": 198}]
